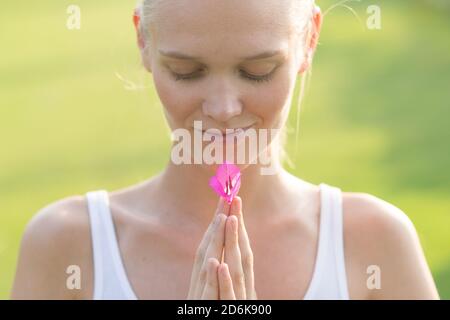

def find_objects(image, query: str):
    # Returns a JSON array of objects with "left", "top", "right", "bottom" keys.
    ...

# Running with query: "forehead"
[{"left": 150, "top": 0, "right": 297, "bottom": 62}]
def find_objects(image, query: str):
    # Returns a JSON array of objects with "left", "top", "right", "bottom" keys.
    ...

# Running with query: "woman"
[{"left": 11, "top": 0, "right": 439, "bottom": 299}]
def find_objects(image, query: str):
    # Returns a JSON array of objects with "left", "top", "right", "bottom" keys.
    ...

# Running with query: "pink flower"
[{"left": 209, "top": 162, "right": 241, "bottom": 204}]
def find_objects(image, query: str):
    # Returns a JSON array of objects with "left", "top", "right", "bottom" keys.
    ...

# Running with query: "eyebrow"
[{"left": 158, "top": 49, "right": 284, "bottom": 61}]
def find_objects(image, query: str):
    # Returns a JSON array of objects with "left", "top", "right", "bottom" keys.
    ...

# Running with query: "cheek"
[
  {"left": 152, "top": 68, "right": 198, "bottom": 128},
  {"left": 246, "top": 72, "right": 294, "bottom": 127}
]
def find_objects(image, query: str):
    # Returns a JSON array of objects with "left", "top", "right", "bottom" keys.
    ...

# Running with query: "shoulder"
[
  {"left": 11, "top": 194, "right": 94, "bottom": 299},
  {"left": 342, "top": 191, "right": 414, "bottom": 242},
  {"left": 25, "top": 195, "right": 90, "bottom": 243},
  {"left": 341, "top": 191, "right": 439, "bottom": 299}
]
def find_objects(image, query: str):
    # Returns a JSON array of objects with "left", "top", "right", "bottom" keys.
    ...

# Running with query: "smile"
[
  {"left": 191, "top": 121, "right": 255, "bottom": 139},
  {"left": 202, "top": 125, "right": 253, "bottom": 136},
  {"left": 199, "top": 125, "right": 254, "bottom": 142}
]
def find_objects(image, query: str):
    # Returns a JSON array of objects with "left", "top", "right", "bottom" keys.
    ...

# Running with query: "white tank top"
[{"left": 85, "top": 183, "right": 349, "bottom": 300}]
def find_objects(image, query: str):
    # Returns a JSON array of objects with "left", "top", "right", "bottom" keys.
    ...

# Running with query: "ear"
[
  {"left": 299, "top": 6, "right": 323, "bottom": 74},
  {"left": 133, "top": 9, "right": 152, "bottom": 73}
]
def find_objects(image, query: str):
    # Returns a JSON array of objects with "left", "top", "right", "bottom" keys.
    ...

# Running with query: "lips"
[{"left": 201, "top": 125, "right": 254, "bottom": 137}]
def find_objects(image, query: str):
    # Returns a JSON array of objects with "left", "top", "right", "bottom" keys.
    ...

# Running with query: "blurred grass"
[{"left": 1, "top": 0, "right": 449, "bottom": 299}]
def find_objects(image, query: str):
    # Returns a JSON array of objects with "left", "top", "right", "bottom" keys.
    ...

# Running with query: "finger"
[
  {"left": 229, "top": 196, "right": 256, "bottom": 299},
  {"left": 224, "top": 214, "right": 246, "bottom": 299},
  {"left": 197, "top": 198, "right": 224, "bottom": 256},
  {"left": 219, "top": 263, "right": 236, "bottom": 300},
  {"left": 194, "top": 213, "right": 227, "bottom": 298},
  {"left": 197, "top": 198, "right": 229, "bottom": 255},
  {"left": 223, "top": 200, "right": 231, "bottom": 216},
  {"left": 218, "top": 199, "right": 231, "bottom": 260},
  {"left": 202, "top": 198, "right": 230, "bottom": 264},
  {"left": 201, "top": 258, "right": 220, "bottom": 300},
  {"left": 188, "top": 213, "right": 220, "bottom": 299},
  {"left": 188, "top": 197, "right": 225, "bottom": 299}
]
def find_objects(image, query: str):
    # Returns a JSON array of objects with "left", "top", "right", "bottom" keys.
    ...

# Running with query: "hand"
[
  {"left": 186, "top": 197, "right": 257, "bottom": 300},
  {"left": 222, "top": 196, "right": 257, "bottom": 300},
  {"left": 187, "top": 197, "right": 229, "bottom": 299}
]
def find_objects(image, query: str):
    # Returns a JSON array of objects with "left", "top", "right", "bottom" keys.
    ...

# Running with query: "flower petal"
[
  {"left": 209, "top": 175, "right": 227, "bottom": 198},
  {"left": 229, "top": 174, "right": 241, "bottom": 200},
  {"left": 215, "top": 163, "right": 229, "bottom": 186},
  {"left": 210, "top": 161, "right": 241, "bottom": 204},
  {"left": 224, "top": 161, "right": 240, "bottom": 179}
]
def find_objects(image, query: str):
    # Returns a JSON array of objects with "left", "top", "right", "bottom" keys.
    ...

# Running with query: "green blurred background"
[{"left": 1, "top": 0, "right": 449, "bottom": 299}]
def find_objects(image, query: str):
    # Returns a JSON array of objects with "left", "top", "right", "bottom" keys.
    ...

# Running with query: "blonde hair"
[{"left": 135, "top": 0, "right": 317, "bottom": 169}]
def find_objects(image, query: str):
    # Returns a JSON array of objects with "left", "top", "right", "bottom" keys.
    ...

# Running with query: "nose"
[{"left": 202, "top": 79, "right": 243, "bottom": 123}]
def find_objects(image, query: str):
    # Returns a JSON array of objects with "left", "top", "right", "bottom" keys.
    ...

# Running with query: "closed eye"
[
  {"left": 171, "top": 68, "right": 277, "bottom": 83},
  {"left": 239, "top": 70, "right": 275, "bottom": 83}
]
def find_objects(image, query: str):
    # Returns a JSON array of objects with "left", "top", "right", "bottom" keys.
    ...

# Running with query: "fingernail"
[
  {"left": 223, "top": 202, "right": 230, "bottom": 216},
  {"left": 208, "top": 258, "right": 217, "bottom": 268},
  {"left": 221, "top": 263, "right": 228, "bottom": 273},
  {"left": 232, "top": 197, "right": 241, "bottom": 212}
]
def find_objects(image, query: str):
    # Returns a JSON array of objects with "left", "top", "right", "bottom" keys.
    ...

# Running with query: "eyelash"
[{"left": 171, "top": 69, "right": 275, "bottom": 83}]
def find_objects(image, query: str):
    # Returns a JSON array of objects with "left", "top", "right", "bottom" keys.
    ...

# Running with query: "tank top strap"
[
  {"left": 85, "top": 190, "right": 137, "bottom": 300},
  {"left": 304, "top": 183, "right": 349, "bottom": 299}
]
